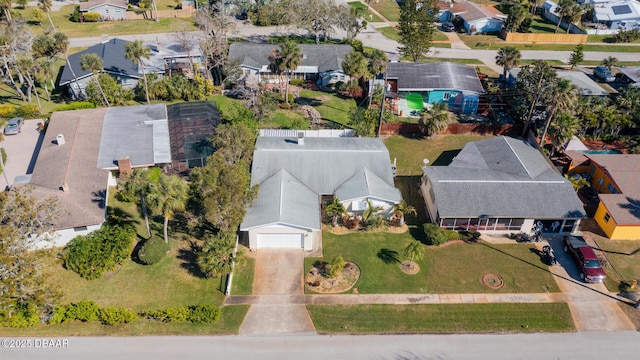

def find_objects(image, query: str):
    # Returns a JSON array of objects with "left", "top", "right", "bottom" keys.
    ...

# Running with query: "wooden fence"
[
  {"left": 380, "top": 123, "right": 522, "bottom": 136},
  {"left": 502, "top": 32, "right": 587, "bottom": 44},
  {"left": 125, "top": 8, "right": 196, "bottom": 20}
]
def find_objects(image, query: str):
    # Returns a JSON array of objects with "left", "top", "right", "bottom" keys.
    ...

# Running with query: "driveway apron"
[
  {"left": 544, "top": 236, "right": 635, "bottom": 331},
  {"left": 238, "top": 249, "right": 316, "bottom": 335}
]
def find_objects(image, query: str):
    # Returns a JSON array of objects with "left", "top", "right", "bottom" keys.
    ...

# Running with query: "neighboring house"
[
  {"left": 421, "top": 136, "right": 586, "bottom": 234},
  {"left": 507, "top": 68, "right": 612, "bottom": 96},
  {"left": 59, "top": 38, "right": 144, "bottom": 99},
  {"left": 79, "top": 0, "right": 128, "bottom": 21},
  {"left": 167, "top": 101, "right": 221, "bottom": 172},
  {"left": 437, "top": 0, "right": 468, "bottom": 22},
  {"left": 618, "top": 66, "right": 640, "bottom": 86},
  {"left": 240, "top": 134, "right": 402, "bottom": 251},
  {"left": 592, "top": 0, "right": 640, "bottom": 32},
  {"left": 385, "top": 61, "right": 484, "bottom": 115},
  {"left": 22, "top": 104, "right": 174, "bottom": 247},
  {"left": 227, "top": 43, "right": 353, "bottom": 87},
  {"left": 541, "top": 0, "right": 589, "bottom": 33},
  {"left": 455, "top": 0, "right": 506, "bottom": 34},
  {"left": 146, "top": 40, "right": 205, "bottom": 78},
  {"left": 571, "top": 154, "right": 640, "bottom": 240}
]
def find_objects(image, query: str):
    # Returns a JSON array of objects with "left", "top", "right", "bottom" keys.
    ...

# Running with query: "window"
[
  {"left": 105, "top": 9, "right": 109, "bottom": 13},
  {"left": 589, "top": 164, "right": 596, "bottom": 176},
  {"left": 442, "top": 92, "right": 450, "bottom": 100},
  {"left": 604, "top": 213, "right": 610, "bottom": 222},
  {"left": 607, "top": 184, "right": 618, "bottom": 194}
]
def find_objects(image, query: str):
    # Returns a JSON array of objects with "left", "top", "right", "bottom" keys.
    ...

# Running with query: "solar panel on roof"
[{"left": 612, "top": 5, "right": 632, "bottom": 15}]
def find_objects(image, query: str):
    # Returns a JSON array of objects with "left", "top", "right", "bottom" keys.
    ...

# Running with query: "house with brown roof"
[
  {"left": 452, "top": 0, "right": 507, "bottom": 34},
  {"left": 573, "top": 154, "right": 640, "bottom": 240}
]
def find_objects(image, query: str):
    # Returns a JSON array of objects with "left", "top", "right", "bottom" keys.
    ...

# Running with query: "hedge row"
[
  {"left": 49, "top": 301, "right": 137, "bottom": 326},
  {"left": 0, "top": 104, "right": 39, "bottom": 119},
  {"left": 139, "top": 304, "right": 221, "bottom": 323},
  {"left": 53, "top": 102, "right": 96, "bottom": 112}
]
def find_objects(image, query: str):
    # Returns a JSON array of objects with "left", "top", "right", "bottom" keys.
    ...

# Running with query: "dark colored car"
[
  {"left": 4, "top": 117, "right": 24, "bottom": 135},
  {"left": 563, "top": 235, "right": 607, "bottom": 283},
  {"left": 441, "top": 22, "right": 455, "bottom": 32},
  {"left": 593, "top": 66, "right": 615, "bottom": 83},
  {"left": 236, "top": 11, "right": 248, "bottom": 20}
]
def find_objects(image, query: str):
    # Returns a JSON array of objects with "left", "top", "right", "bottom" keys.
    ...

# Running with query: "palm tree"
[
  {"left": 122, "top": 168, "right": 152, "bottom": 237},
  {"left": 419, "top": 102, "right": 451, "bottom": 136},
  {"left": 38, "top": 0, "right": 55, "bottom": 29},
  {"left": 342, "top": 50, "right": 370, "bottom": 90},
  {"left": 198, "top": 232, "right": 235, "bottom": 278},
  {"left": 601, "top": 56, "right": 618, "bottom": 71},
  {"left": 539, "top": 78, "right": 576, "bottom": 147},
  {"left": 363, "top": 198, "right": 383, "bottom": 222},
  {"left": 125, "top": 40, "right": 152, "bottom": 104},
  {"left": 565, "top": 174, "right": 590, "bottom": 192},
  {"left": 549, "top": 113, "right": 581, "bottom": 155},
  {"left": 403, "top": 240, "right": 425, "bottom": 270},
  {"left": 495, "top": 46, "right": 521, "bottom": 79},
  {"left": 80, "top": 53, "right": 110, "bottom": 107},
  {"left": 325, "top": 197, "right": 347, "bottom": 226},
  {"left": 554, "top": 0, "right": 573, "bottom": 33},
  {"left": 146, "top": 174, "right": 189, "bottom": 243},
  {"left": 564, "top": 4, "right": 584, "bottom": 34},
  {"left": 271, "top": 41, "right": 301, "bottom": 105},
  {"left": 268, "top": 48, "right": 285, "bottom": 96},
  {"left": 392, "top": 200, "right": 417, "bottom": 226},
  {"left": 506, "top": 4, "right": 528, "bottom": 32}
]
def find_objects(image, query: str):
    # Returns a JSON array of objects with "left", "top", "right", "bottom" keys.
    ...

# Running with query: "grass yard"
[
  {"left": 529, "top": 17, "right": 559, "bottom": 34},
  {"left": 0, "top": 306, "right": 249, "bottom": 336},
  {"left": 587, "top": 34, "right": 640, "bottom": 44},
  {"left": 581, "top": 60, "right": 640, "bottom": 67},
  {"left": 467, "top": 41, "right": 640, "bottom": 52},
  {"left": 19, "top": 5, "right": 197, "bottom": 37},
  {"left": 475, "top": 65, "right": 500, "bottom": 77},
  {"left": 520, "top": 59, "right": 566, "bottom": 66},
  {"left": 369, "top": 0, "right": 400, "bottom": 22},
  {"left": 0, "top": 82, "right": 65, "bottom": 117},
  {"left": 298, "top": 89, "right": 357, "bottom": 126},
  {"left": 307, "top": 303, "right": 575, "bottom": 333},
  {"left": 591, "top": 238, "right": 640, "bottom": 293},
  {"left": 378, "top": 26, "right": 400, "bottom": 41},
  {"left": 384, "top": 134, "right": 494, "bottom": 176},
  {"left": 348, "top": 1, "right": 384, "bottom": 22},
  {"left": 307, "top": 232, "right": 561, "bottom": 294},
  {"left": 231, "top": 249, "right": 255, "bottom": 296},
  {"left": 264, "top": 110, "right": 309, "bottom": 129}
]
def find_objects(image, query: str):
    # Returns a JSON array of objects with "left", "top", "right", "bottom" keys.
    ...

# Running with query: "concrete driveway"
[
  {"left": 544, "top": 236, "right": 635, "bottom": 331},
  {"left": 1, "top": 119, "right": 44, "bottom": 190},
  {"left": 239, "top": 249, "right": 316, "bottom": 335}
]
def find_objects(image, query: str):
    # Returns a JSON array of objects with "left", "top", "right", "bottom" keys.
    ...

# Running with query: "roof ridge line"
[{"left": 504, "top": 137, "right": 532, "bottom": 178}]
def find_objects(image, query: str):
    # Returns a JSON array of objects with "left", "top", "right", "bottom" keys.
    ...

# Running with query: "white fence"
[{"left": 259, "top": 129, "right": 356, "bottom": 137}]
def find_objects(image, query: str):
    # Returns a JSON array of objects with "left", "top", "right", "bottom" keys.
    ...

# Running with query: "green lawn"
[
  {"left": 348, "top": 1, "right": 384, "bottom": 22},
  {"left": 264, "top": 109, "right": 309, "bottom": 129},
  {"left": 298, "top": 89, "right": 357, "bottom": 126},
  {"left": 591, "top": 237, "right": 640, "bottom": 293},
  {"left": 307, "top": 232, "right": 561, "bottom": 294},
  {"left": 581, "top": 60, "right": 640, "bottom": 67},
  {"left": 520, "top": 59, "right": 566, "bottom": 66},
  {"left": 17, "top": 5, "right": 197, "bottom": 37},
  {"left": 384, "top": 134, "right": 494, "bottom": 176},
  {"left": 379, "top": 26, "right": 448, "bottom": 42},
  {"left": 587, "top": 34, "right": 640, "bottom": 44},
  {"left": 475, "top": 65, "right": 500, "bottom": 78},
  {"left": 307, "top": 303, "right": 575, "bottom": 333},
  {"left": 369, "top": 0, "right": 400, "bottom": 22},
  {"left": 231, "top": 251, "right": 255, "bottom": 296},
  {"left": 529, "top": 16, "right": 559, "bottom": 34}
]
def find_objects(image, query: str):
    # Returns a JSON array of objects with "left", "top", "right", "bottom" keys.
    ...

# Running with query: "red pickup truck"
[{"left": 563, "top": 236, "right": 606, "bottom": 283}]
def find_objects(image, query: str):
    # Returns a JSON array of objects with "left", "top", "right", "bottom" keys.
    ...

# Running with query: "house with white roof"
[
  {"left": 592, "top": 0, "right": 640, "bottom": 31},
  {"left": 421, "top": 136, "right": 586, "bottom": 235},
  {"left": 240, "top": 134, "right": 402, "bottom": 251}
]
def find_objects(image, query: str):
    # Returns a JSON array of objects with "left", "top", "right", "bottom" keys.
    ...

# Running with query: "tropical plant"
[
  {"left": 419, "top": 102, "right": 451, "bottom": 136},
  {"left": 120, "top": 168, "right": 159, "bottom": 237},
  {"left": 197, "top": 232, "right": 236, "bottom": 278},
  {"left": 565, "top": 174, "right": 590, "bottom": 192},
  {"left": 80, "top": 53, "right": 110, "bottom": 107},
  {"left": 125, "top": 40, "right": 152, "bottom": 104},
  {"left": 568, "top": 44, "right": 584, "bottom": 69},
  {"left": 327, "top": 256, "right": 345, "bottom": 278},
  {"left": 548, "top": 113, "right": 581, "bottom": 154},
  {"left": 539, "top": 78, "right": 577, "bottom": 146},
  {"left": 342, "top": 50, "right": 370, "bottom": 89},
  {"left": 495, "top": 46, "right": 521, "bottom": 79},
  {"left": 138, "top": 236, "right": 170, "bottom": 265},
  {"left": 392, "top": 200, "right": 417, "bottom": 226},
  {"left": 403, "top": 240, "right": 425, "bottom": 269},
  {"left": 145, "top": 174, "right": 189, "bottom": 243},
  {"left": 269, "top": 41, "right": 301, "bottom": 105},
  {"left": 324, "top": 197, "right": 347, "bottom": 226},
  {"left": 601, "top": 56, "right": 618, "bottom": 71},
  {"left": 505, "top": 4, "right": 528, "bottom": 32},
  {"left": 554, "top": 0, "right": 574, "bottom": 33},
  {"left": 423, "top": 223, "right": 448, "bottom": 246}
]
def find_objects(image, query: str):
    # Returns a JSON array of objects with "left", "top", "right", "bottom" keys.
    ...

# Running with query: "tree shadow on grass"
[
  {"left": 107, "top": 206, "right": 141, "bottom": 228},
  {"left": 377, "top": 248, "right": 400, "bottom": 264},
  {"left": 177, "top": 238, "right": 207, "bottom": 279}
]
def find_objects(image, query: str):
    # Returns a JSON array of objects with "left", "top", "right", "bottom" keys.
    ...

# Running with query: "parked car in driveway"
[
  {"left": 4, "top": 117, "right": 24, "bottom": 135},
  {"left": 593, "top": 66, "right": 615, "bottom": 83},
  {"left": 441, "top": 22, "right": 455, "bottom": 32},
  {"left": 563, "top": 235, "right": 607, "bottom": 283}
]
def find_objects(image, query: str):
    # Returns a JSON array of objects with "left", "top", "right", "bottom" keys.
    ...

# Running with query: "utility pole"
[{"left": 377, "top": 72, "right": 388, "bottom": 137}]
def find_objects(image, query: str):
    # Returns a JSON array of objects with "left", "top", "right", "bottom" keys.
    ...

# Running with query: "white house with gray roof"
[
  {"left": 421, "top": 136, "right": 586, "bottom": 235},
  {"left": 228, "top": 43, "right": 353, "bottom": 87},
  {"left": 240, "top": 135, "right": 402, "bottom": 251}
]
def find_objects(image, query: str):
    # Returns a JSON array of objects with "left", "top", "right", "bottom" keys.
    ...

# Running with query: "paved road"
[{"left": 2, "top": 332, "right": 640, "bottom": 360}]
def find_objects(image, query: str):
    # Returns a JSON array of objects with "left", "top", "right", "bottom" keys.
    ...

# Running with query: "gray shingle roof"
[
  {"left": 80, "top": 0, "right": 127, "bottom": 11},
  {"left": 424, "top": 136, "right": 586, "bottom": 219},
  {"left": 240, "top": 169, "right": 321, "bottom": 230},
  {"left": 29, "top": 108, "right": 110, "bottom": 229},
  {"left": 386, "top": 62, "right": 485, "bottom": 94},
  {"left": 618, "top": 66, "right": 640, "bottom": 83},
  {"left": 59, "top": 38, "right": 142, "bottom": 86},
  {"left": 97, "top": 104, "right": 171, "bottom": 169},
  {"left": 228, "top": 43, "right": 353, "bottom": 73},
  {"left": 335, "top": 168, "right": 402, "bottom": 203},
  {"left": 557, "top": 71, "right": 612, "bottom": 96}
]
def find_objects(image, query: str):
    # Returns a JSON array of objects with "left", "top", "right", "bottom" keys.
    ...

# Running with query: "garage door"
[{"left": 256, "top": 233, "right": 304, "bottom": 249}]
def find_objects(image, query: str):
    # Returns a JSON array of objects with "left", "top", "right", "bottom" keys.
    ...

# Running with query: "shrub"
[
  {"left": 53, "top": 102, "right": 96, "bottom": 112},
  {"left": 83, "top": 12, "right": 101, "bottom": 22},
  {"left": 186, "top": 305, "right": 220, "bottom": 323},
  {"left": 0, "top": 303, "right": 40, "bottom": 328},
  {"left": 138, "top": 236, "right": 169, "bottom": 265},
  {"left": 423, "top": 223, "right": 448, "bottom": 246},
  {"left": 327, "top": 256, "right": 345, "bottom": 278},
  {"left": 334, "top": 81, "right": 347, "bottom": 92},
  {"left": 289, "top": 78, "right": 305, "bottom": 87},
  {"left": 99, "top": 307, "right": 137, "bottom": 325},
  {"left": 0, "top": 104, "right": 39, "bottom": 119},
  {"left": 612, "top": 28, "right": 640, "bottom": 43},
  {"left": 48, "top": 306, "right": 67, "bottom": 325},
  {"left": 139, "top": 307, "right": 190, "bottom": 323},
  {"left": 63, "top": 221, "right": 136, "bottom": 279},
  {"left": 65, "top": 301, "right": 100, "bottom": 322},
  {"left": 0, "top": 104, "right": 17, "bottom": 119},
  {"left": 70, "top": 5, "right": 81, "bottom": 22}
]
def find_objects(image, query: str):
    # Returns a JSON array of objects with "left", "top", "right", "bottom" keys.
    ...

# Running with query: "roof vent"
[
  {"left": 56, "top": 134, "right": 66, "bottom": 145},
  {"left": 297, "top": 132, "right": 305, "bottom": 145}
]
